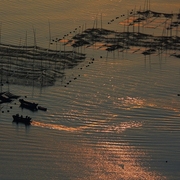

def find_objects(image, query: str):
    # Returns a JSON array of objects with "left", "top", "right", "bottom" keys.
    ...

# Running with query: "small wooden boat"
[
  {"left": 19, "top": 99, "right": 38, "bottom": 111},
  {"left": 0, "top": 91, "right": 20, "bottom": 104},
  {"left": 12, "top": 114, "right": 32, "bottom": 125},
  {"left": 0, "top": 93, "right": 12, "bottom": 103}
]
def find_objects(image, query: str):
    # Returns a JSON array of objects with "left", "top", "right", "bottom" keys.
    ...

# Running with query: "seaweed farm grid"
[
  {"left": 0, "top": 7, "right": 180, "bottom": 87},
  {"left": 0, "top": 43, "right": 86, "bottom": 87}
]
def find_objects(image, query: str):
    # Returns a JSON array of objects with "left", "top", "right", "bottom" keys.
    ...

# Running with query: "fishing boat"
[
  {"left": 0, "top": 93, "right": 12, "bottom": 103},
  {"left": 19, "top": 99, "right": 38, "bottom": 111},
  {"left": 0, "top": 91, "right": 20, "bottom": 104},
  {"left": 12, "top": 114, "right": 32, "bottom": 125}
]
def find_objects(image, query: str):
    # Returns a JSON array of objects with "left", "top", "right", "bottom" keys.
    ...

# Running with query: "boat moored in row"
[{"left": 19, "top": 99, "right": 38, "bottom": 111}]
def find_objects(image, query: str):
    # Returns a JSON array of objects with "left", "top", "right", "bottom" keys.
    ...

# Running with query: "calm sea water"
[{"left": 0, "top": 0, "right": 180, "bottom": 179}]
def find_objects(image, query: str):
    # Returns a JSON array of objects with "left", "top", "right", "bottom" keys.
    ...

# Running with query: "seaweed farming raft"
[
  {"left": 64, "top": 8, "right": 180, "bottom": 58},
  {"left": 0, "top": 43, "right": 86, "bottom": 87},
  {"left": 68, "top": 27, "right": 180, "bottom": 57}
]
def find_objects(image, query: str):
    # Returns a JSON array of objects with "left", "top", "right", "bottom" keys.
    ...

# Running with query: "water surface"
[{"left": 0, "top": 0, "right": 180, "bottom": 179}]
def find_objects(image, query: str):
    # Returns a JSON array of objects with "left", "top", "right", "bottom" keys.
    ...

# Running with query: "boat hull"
[
  {"left": 19, "top": 99, "right": 38, "bottom": 111},
  {"left": 12, "top": 114, "right": 32, "bottom": 125}
]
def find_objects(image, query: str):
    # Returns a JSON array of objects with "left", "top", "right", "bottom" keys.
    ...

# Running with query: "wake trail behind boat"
[
  {"left": 31, "top": 121, "right": 79, "bottom": 132},
  {"left": 31, "top": 119, "right": 119, "bottom": 133}
]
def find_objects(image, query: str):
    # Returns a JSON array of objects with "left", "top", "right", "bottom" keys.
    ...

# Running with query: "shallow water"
[{"left": 0, "top": 1, "right": 180, "bottom": 179}]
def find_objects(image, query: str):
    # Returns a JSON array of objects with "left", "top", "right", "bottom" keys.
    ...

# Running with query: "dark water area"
[{"left": 0, "top": 0, "right": 180, "bottom": 179}]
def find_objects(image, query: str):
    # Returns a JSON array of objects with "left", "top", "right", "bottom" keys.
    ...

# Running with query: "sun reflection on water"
[
  {"left": 52, "top": 139, "right": 166, "bottom": 180},
  {"left": 104, "top": 121, "right": 143, "bottom": 133},
  {"left": 31, "top": 93, "right": 178, "bottom": 180},
  {"left": 30, "top": 93, "right": 173, "bottom": 180},
  {"left": 114, "top": 96, "right": 180, "bottom": 113},
  {"left": 84, "top": 142, "right": 167, "bottom": 180},
  {"left": 115, "top": 96, "right": 146, "bottom": 110}
]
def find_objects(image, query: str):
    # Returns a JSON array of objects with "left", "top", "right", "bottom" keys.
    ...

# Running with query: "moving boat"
[
  {"left": 19, "top": 99, "right": 38, "bottom": 111},
  {"left": 12, "top": 114, "right": 32, "bottom": 125}
]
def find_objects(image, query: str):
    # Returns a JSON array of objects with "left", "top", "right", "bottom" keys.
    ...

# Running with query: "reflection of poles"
[
  {"left": 59, "top": 40, "right": 64, "bottom": 76},
  {"left": 93, "top": 18, "right": 96, "bottom": 29},
  {"left": 127, "top": 10, "right": 129, "bottom": 34},
  {"left": 48, "top": 21, "right": 52, "bottom": 69},
  {"left": 101, "top": 13, "right": 103, "bottom": 31},
  {"left": 126, "top": 10, "right": 129, "bottom": 55},
  {"left": 138, "top": 7, "right": 141, "bottom": 33},
  {"left": 132, "top": 6, "right": 136, "bottom": 37},
  {"left": 1, "top": 64, "right": 3, "bottom": 93},
  {"left": 122, "top": 24, "right": 125, "bottom": 58},
  {"left": 164, "top": 21, "right": 168, "bottom": 56},
  {"left": 0, "top": 22, "right": 2, "bottom": 44},
  {"left": 55, "top": 41, "right": 57, "bottom": 51},
  {"left": 32, "top": 26, "right": 37, "bottom": 87},
  {"left": 25, "top": 31, "right": 27, "bottom": 57},
  {"left": 170, "top": 13, "right": 173, "bottom": 37},
  {"left": 96, "top": 15, "right": 98, "bottom": 29},
  {"left": 48, "top": 20, "right": 51, "bottom": 50},
  {"left": 63, "top": 37, "right": 66, "bottom": 69},
  {"left": 175, "top": 11, "right": 179, "bottom": 37},
  {"left": 40, "top": 36, "right": 43, "bottom": 87},
  {"left": 5, "top": 45, "right": 10, "bottom": 92},
  {"left": 7, "top": 47, "right": 11, "bottom": 83},
  {"left": 80, "top": 25, "right": 83, "bottom": 54}
]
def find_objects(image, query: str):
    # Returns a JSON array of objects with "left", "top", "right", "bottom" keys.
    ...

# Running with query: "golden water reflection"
[
  {"left": 32, "top": 121, "right": 79, "bottom": 132},
  {"left": 115, "top": 96, "right": 180, "bottom": 113},
  {"left": 117, "top": 96, "right": 145, "bottom": 109},
  {"left": 86, "top": 142, "right": 167, "bottom": 180},
  {"left": 31, "top": 93, "right": 179, "bottom": 180},
  {"left": 51, "top": 139, "right": 166, "bottom": 180}
]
